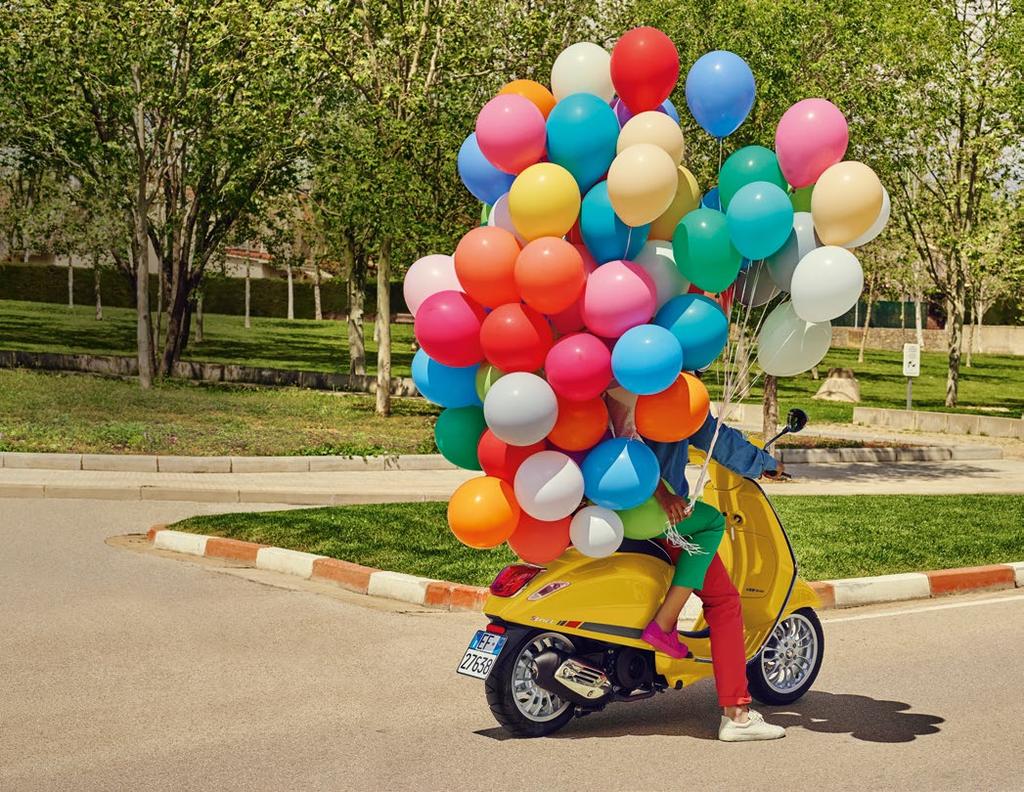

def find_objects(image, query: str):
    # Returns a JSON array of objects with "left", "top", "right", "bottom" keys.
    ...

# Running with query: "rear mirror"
[{"left": 787, "top": 408, "right": 808, "bottom": 434}]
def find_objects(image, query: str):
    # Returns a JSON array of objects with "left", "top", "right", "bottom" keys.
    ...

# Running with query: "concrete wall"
[
  {"left": 833, "top": 326, "right": 1024, "bottom": 356},
  {"left": 853, "top": 407, "right": 1024, "bottom": 438}
]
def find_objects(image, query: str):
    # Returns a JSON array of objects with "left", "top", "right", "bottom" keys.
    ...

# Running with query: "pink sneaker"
[{"left": 642, "top": 620, "right": 690, "bottom": 659}]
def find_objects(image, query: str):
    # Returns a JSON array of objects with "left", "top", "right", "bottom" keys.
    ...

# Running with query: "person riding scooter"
[{"left": 607, "top": 387, "right": 787, "bottom": 742}]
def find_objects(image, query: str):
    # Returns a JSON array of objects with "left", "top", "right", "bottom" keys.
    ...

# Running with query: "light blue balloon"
[
  {"left": 411, "top": 349, "right": 481, "bottom": 408},
  {"left": 685, "top": 51, "right": 755, "bottom": 139},
  {"left": 725, "top": 181, "right": 794, "bottom": 261},
  {"left": 661, "top": 98, "right": 680, "bottom": 124},
  {"left": 457, "top": 133, "right": 515, "bottom": 205},
  {"left": 547, "top": 93, "right": 620, "bottom": 194},
  {"left": 582, "top": 438, "right": 661, "bottom": 511},
  {"left": 580, "top": 181, "right": 650, "bottom": 264},
  {"left": 611, "top": 325, "right": 683, "bottom": 395},
  {"left": 701, "top": 186, "right": 721, "bottom": 211},
  {"left": 655, "top": 293, "right": 729, "bottom": 370}
]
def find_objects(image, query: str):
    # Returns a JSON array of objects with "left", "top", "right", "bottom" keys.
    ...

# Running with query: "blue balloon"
[
  {"left": 411, "top": 349, "right": 481, "bottom": 408},
  {"left": 547, "top": 93, "right": 620, "bottom": 194},
  {"left": 685, "top": 51, "right": 755, "bottom": 139},
  {"left": 655, "top": 294, "right": 729, "bottom": 370},
  {"left": 661, "top": 98, "right": 680, "bottom": 124},
  {"left": 580, "top": 181, "right": 650, "bottom": 264},
  {"left": 701, "top": 186, "right": 721, "bottom": 211},
  {"left": 725, "top": 181, "right": 794, "bottom": 261},
  {"left": 457, "top": 133, "right": 515, "bottom": 205},
  {"left": 611, "top": 325, "right": 683, "bottom": 395},
  {"left": 582, "top": 438, "right": 661, "bottom": 511}
]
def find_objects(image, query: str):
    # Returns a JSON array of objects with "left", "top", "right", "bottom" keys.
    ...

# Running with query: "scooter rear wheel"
[
  {"left": 747, "top": 608, "right": 824, "bottom": 706},
  {"left": 485, "top": 630, "right": 576, "bottom": 737}
]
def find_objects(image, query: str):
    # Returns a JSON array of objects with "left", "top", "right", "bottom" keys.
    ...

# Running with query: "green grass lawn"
[
  {"left": 171, "top": 495, "right": 1024, "bottom": 585},
  {"left": 0, "top": 299, "right": 416, "bottom": 376},
  {"left": 0, "top": 368, "right": 438, "bottom": 456}
]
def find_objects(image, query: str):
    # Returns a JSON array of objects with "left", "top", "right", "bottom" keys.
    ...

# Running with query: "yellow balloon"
[
  {"left": 607, "top": 144, "right": 679, "bottom": 227},
  {"left": 648, "top": 166, "right": 701, "bottom": 241},
  {"left": 811, "top": 161, "right": 883, "bottom": 246},
  {"left": 617, "top": 111, "right": 685, "bottom": 165},
  {"left": 509, "top": 163, "right": 581, "bottom": 242}
]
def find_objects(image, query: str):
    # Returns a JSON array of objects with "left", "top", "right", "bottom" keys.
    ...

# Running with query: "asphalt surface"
[{"left": 2, "top": 497, "right": 1023, "bottom": 791}]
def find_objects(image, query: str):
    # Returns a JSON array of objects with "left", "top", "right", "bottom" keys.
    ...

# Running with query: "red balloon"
[
  {"left": 479, "top": 302, "right": 554, "bottom": 372},
  {"left": 478, "top": 430, "right": 546, "bottom": 481},
  {"left": 610, "top": 27, "right": 679, "bottom": 114},
  {"left": 414, "top": 290, "right": 486, "bottom": 367},
  {"left": 508, "top": 513, "right": 571, "bottom": 564}
]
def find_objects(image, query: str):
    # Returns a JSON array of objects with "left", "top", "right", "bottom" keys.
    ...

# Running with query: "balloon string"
[
  {"left": 624, "top": 225, "right": 633, "bottom": 260},
  {"left": 717, "top": 138, "right": 724, "bottom": 184}
]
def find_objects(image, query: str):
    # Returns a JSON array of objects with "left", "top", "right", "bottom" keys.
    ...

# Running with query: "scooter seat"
[{"left": 616, "top": 538, "right": 672, "bottom": 566}]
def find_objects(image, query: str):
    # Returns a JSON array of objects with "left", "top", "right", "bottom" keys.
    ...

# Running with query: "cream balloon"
[
  {"left": 756, "top": 302, "right": 832, "bottom": 377},
  {"left": 402, "top": 254, "right": 460, "bottom": 317},
  {"left": 648, "top": 166, "right": 701, "bottom": 241},
  {"left": 844, "top": 187, "right": 890, "bottom": 249},
  {"left": 617, "top": 111, "right": 685, "bottom": 165},
  {"left": 790, "top": 245, "right": 864, "bottom": 323},
  {"left": 632, "top": 240, "right": 689, "bottom": 308},
  {"left": 513, "top": 450, "right": 585, "bottom": 521},
  {"left": 607, "top": 144, "right": 679, "bottom": 227},
  {"left": 487, "top": 192, "right": 527, "bottom": 245},
  {"left": 811, "top": 161, "right": 884, "bottom": 246},
  {"left": 735, "top": 260, "right": 779, "bottom": 307},
  {"left": 569, "top": 505, "right": 624, "bottom": 558},
  {"left": 550, "top": 42, "right": 614, "bottom": 102},
  {"left": 766, "top": 212, "right": 818, "bottom": 291}
]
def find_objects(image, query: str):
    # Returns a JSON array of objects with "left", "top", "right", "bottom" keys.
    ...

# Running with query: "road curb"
[{"left": 146, "top": 526, "right": 1022, "bottom": 615}]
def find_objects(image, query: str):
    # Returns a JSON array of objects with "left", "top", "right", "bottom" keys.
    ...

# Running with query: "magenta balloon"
[
  {"left": 775, "top": 99, "right": 849, "bottom": 189},
  {"left": 414, "top": 290, "right": 486, "bottom": 367},
  {"left": 403, "top": 254, "right": 461, "bottom": 317},
  {"left": 544, "top": 332, "right": 613, "bottom": 401},
  {"left": 476, "top": 94, "right": 547, "bottom": 175},
  {"left": 581, "top": 260, "right": 656, "bottom": 339}
]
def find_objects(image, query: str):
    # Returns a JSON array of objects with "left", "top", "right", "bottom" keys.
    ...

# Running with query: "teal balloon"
[
  {"left": 434, "top": 407, "right": 486, "bottom": 470},
  {"left": 581, "top": 181, "right": 649, "bottom": 264},
  {"left": 655, "top": 293, "right": 729, "bottom": 370},
  {"left": 725, "top": 181, "right": 794, "bottom": 261},
  {"left": 718, "top": 145, "right": 786, "bottom": 210},
  {"left": 672, "top": 208, "right": 741, "bottom": 293},
  {"left": 547, "top": 93, "right": 620, "bottom": 194}
]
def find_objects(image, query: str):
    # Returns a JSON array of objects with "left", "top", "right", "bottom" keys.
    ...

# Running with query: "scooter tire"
[
  {"left": 484, "top": 629, "right": 576, "bottom": 738},
  {"left": 746, "top": 607, "right": 824, "bottom": 706}
]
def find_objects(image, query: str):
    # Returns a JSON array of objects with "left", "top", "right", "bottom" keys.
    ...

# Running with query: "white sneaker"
[{"left": 718, "top": 709, "right": 786, "bottom": 742}]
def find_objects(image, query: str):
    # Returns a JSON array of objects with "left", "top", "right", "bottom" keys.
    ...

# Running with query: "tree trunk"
[
  {"left": 762, "top": 375, "right": 778, "bottom": 441},
  {"left": 67, "top": 260, "right": 74, "bottom": 308},
  {"left": 345, "top": 234, "right": 366, "bottom": 376},
  {"left": 945, "top": 296, "right": 965, "bottom": 408},
  {"left": 134, "top": 198, "right": 154, "bottom": 390},
  {"left": 93, "top": 254, "right": 102, "bottom": 321},
  {"left": 857, "top": 276, "right": 877, "bottom": 363},
  {"left": 158, "top": 265, "right": 193, "bottom": 376},
  {"left": 375, "top": 238, "right": 392, "bottom": 417},
  {"left": 313, "top": 259, "right": 323, "bottom": 321},
  {"left": 194, "top": 293, "right": 204, "bottom": 343},
  {"left": 244, "top": 262, "right": 252, "bottom": 329},
  {"left": 965, "top": 303, "right": 974, "bottom": 368},
  {"left": 914, "top": 294, "right": 925, "bottom": 348},
  {"left": 974, "top": 299, "right": 986, "bottom": 356},
  {"left": 286, "top": 263, "right": 294, "bottom": 320}
]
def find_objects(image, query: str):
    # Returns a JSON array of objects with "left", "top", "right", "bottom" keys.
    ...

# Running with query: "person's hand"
[
  {"left": 654, "top": 490, "right": 693, "bottom": 524},
  {"left": 762, "top": 460, "right": 785, "bottom": 480}
]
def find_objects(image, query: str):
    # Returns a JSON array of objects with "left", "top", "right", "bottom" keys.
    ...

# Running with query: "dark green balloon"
[
  {"left": 718, "top": 145, "right": 786, "bottom": 210},
  {"left": 434, "top": 406, "right": 486, "bottom": 470},
  {"left": 672, "top": 208, "right": 742, "bottom": 294}
]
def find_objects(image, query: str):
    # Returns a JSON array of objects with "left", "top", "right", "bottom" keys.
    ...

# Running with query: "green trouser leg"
[{"left": 657, "top": 501, "right": 727, "bottom": 589}]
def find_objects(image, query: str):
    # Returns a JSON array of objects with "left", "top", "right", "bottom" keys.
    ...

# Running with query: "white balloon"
[
  {"left": 487, "top": 192, "right": 527, "bottom": 245},
  {"left": 402, "top": 254, "right": 460, "bottom": 317},
  {"left": 766, "top": 212, "right": 818, "bottom": 292},
  {"left": 756, "top": 302, "right": 832, "bottom": 377},
  {"left": 483, "top": 372, "right": 558, "bottom": 446},
  {"left": 569, "top": 505, "right": 624, "bottom": 558},
  {"left": 844, "top": 187, "right": 890, "bottom": 249},
  {"left": 514, "top": 451, "right": 585, "bottom": 521},
  {"left": 790, "top": 245, "right": 864, "bottom": 323},
  {"left": 551, "top": 42, "right": 614, "bottom": 103},
  {"left": 735, "top": 260, "right": 779, "bottom": 308},
  {"left": 632, "top": 241, "right": 689, "bottom": 308}
]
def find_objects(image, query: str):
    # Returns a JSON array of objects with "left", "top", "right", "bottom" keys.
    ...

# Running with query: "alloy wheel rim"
[
  {"left": 760, "top": 612, "right": 818, "bottom": 694},
  {"left": 511, "top": 633, "right": 574, "bottom": 722}
]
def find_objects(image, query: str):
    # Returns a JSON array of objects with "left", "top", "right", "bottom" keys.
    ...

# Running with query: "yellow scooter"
[{"left": 456, "top": 409, "right": 824, "bottom": 737}]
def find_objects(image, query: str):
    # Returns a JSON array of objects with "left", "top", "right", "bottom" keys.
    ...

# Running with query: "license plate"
[{"left": 456, "top": 629, "right": 507, "bottom": 680}]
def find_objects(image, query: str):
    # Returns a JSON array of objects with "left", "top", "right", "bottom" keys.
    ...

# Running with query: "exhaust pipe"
[{"left": 533, "top": 650, "right": 612, "bottom": 706}]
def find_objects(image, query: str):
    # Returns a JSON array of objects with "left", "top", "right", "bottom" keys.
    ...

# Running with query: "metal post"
[{"left": 906, "top": 378, "right": 912, "bottom": 411}]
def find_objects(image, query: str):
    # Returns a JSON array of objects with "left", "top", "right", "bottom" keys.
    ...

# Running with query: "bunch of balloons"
[{"left": 405, "top": 28, "right": 885, "bottom": 564}]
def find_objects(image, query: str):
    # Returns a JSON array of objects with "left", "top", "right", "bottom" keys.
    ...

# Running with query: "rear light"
[
  {"left": 485, "top": 623, "right": 506, "bottom": 635},
  {"left": 489, "top": 564, "right": 542, "bottom": 597}
]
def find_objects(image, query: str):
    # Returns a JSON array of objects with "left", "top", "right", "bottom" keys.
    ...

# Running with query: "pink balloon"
[
  {"left": 476, "top": 94, "right": 547, "bottom": 175},
  {"left": 775, "top": 99, "right": 849, "bottom": 189},
  {"left": 581, "top": 260, "right": 656, "bottom": 338},
  {"left": 544, "top": 332, "right": 613, "bottom": 401},
  {"left": 413, "top": 290, "right": 486, "bottom": 367},
  {"left": 403, "top": 254, "right": 461, "bottom": 317}
]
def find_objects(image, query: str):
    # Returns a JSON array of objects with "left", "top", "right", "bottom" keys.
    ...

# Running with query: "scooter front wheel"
[
  {"left": 747, "top": 608, "right": 824, "bottom": 706},
  {"left": 485, "top": 630, "right": 576, "bottom": 738}
]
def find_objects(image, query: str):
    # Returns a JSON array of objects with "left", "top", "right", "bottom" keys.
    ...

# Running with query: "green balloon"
[
  {"left": 475, "top": 363, "right": 505, "bottom": 402},
  {"left": 434, "top": 406, "right": 486, "bottom": 470},
  {"left": 790, "top": 185, "right": 813, "bottom": 213},
  {"left": 672, "top": 208, "right": 742, "bottom": 293},
  {"left": 619, "top": 495, "right": 670, "bottom": 540},
  {"left": 718, "top": 146, "right": 786, "bottom": 211}
]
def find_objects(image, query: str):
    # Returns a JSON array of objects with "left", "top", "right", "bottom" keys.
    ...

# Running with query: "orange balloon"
[
  {"left": 508, "top": 513, "right": 571, "bottom": 564},
  {"left": 448, "top": 476, "right": 521, "bottom": 549},
  {"left": 454, "top": 226, "right": 521, "bottom": 308},
  {"left": 499, "top": 79, "right": 556, "bottom": 119},
  {"left": 514, "top": 237, "right": 586, "bottom": 315},
  {"left": 547, "top": 395, "right": 609, "bottom": 451},
  {"left": 635, "top": 373, "right": 710, "bottom": 442}
]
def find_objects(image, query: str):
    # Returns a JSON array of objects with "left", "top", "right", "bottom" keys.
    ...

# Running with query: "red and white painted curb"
[{"left": 147, "top": 525, "right": 1024, "bottom": 614}]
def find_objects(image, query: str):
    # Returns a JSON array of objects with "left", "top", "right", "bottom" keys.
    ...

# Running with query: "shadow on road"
[
  {"left": 786, "top": 462, "right": 1001, "bottom": 483},
  {"left": 765, "top": 690, "right": 944, "bottom": 743}
]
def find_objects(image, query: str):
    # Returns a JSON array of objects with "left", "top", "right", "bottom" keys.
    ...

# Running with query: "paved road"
[{"left": 3, "top": 497, "right": 1023, "bottom": 791}]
